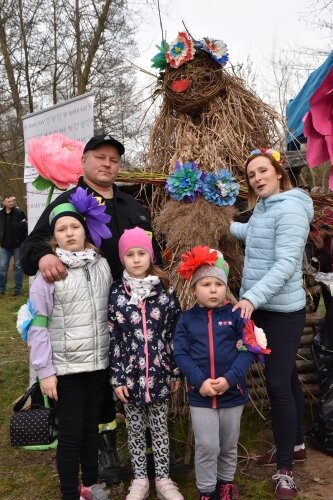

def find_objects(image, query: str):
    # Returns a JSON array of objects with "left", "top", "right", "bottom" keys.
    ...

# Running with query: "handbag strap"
[{"left": 13, "top": 382, "right": 40, "bottom": 412}]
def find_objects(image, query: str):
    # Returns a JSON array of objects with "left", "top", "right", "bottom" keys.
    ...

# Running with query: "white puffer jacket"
[{"left": 49, "top": 255, "right": 111, "bottom": 375}]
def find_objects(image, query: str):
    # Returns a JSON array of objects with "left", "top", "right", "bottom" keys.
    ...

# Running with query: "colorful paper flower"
[
  {"left": 151, "top": 40, "right": 169, "bottom": 70},
  {"left": 239, "top": 318, "right": 271, "bottom": 365},
  {"left": 250, "top": 148, "right": 281, "bottom": 163},
  {"left": 165, "top": 32, "right": 196, "bottom": 68},
  {"left": 202, "top": 169, "right": 239, "bottom": 206},
  {"left": 16, "top": 299, "right": 36, "bottom": 342},
  {"left": 28, "top": 133, "right": 84, "bottom": 191},
  {"left": 69, "top": 187, "right": 112, "bottom": 247},
  {"left": 165, "top": 161, "right": 205, "bottom": 202},
  {"left": 196, "top": 37, "right": 229, "bottom": 66}
]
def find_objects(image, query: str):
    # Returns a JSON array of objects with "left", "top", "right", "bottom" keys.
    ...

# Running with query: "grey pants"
[
  {"left": 190, "top": 404, "right": 244, "bottom": 493},
  {"left": 124, "top": 401, "right": 169, "bottom": 479}
]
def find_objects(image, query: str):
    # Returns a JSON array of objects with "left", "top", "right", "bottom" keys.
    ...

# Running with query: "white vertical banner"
[{"left": 22, "top": 93, "right": 95, "bottom": 232}]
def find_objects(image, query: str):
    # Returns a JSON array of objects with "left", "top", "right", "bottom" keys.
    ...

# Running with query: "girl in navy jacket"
[{"left": 173, "top": 246, "right": 261, "bottom": 500}]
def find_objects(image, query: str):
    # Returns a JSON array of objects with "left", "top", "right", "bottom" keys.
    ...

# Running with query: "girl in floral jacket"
[{"left": 108, "top": 227, "right": 183, "bottom": 500}]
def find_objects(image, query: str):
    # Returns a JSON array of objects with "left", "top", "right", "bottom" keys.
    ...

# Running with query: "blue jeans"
[{"left": 0, "top": 247, "right": 23, "bottom": 292}]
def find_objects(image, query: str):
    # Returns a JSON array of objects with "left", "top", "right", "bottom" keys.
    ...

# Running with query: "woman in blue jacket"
[{"left": 230, "top": 148, "right": 314, "bottom": 500}]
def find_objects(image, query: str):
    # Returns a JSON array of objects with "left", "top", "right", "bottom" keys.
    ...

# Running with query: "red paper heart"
[{"left": 170, "top": 78, "right": 191, "bottom": 93}]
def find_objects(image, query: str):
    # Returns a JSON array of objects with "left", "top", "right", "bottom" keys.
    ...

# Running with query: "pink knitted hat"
[{"left": 118, "top": 227, "right": 154, "bottom": 264}]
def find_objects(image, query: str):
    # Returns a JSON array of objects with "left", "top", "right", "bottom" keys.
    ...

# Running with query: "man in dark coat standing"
[{"left": 0, "top": 194, "right": 27, "bottom": 295}]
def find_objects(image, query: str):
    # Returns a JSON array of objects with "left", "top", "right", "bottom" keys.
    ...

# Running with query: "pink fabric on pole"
[{"left": 303, "top": 67, "right": 333, "bottom": 190}]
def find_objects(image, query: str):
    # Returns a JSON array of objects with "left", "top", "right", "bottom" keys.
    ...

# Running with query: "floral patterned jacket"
[{"left": 109, "top": 279, "right": 181, "bottom": 406}]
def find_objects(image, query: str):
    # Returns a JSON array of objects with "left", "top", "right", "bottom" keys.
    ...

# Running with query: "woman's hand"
[
  {"left": 232, "top": 299, "right": 254, "bottom": 319},
  {"left": 114, "top": 385, "right": 129, "bottom": 403},
  {"left": 40, "top": 375, "right": 58, "bottom": 401},
  {"left": 170, "top": 380, "right": 180, "bottom": 393}
]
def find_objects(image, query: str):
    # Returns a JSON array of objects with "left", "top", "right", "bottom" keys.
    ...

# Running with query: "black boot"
[
  {"left": 198, "top": 491, "right": 217, "bottom": 500},
  {"left": 98, "top": 429, "right": 121, "bottom": 484}
]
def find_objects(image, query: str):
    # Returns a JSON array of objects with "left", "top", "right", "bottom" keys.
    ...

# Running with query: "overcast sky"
[{"left": 134, "top": 0, "right": 330, "bottom": 99}]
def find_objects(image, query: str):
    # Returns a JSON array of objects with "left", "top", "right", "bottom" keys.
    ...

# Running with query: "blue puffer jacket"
[
  {"left": 230, "top": 188, "right": 314, "bottom": 312},
  {"left": 173, "top": 303, "right": 254, "bottom": 409}
]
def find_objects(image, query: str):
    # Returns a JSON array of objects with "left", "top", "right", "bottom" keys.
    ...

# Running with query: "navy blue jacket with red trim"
[{"left": 173, "top": 302, "right": 254, "bottom": 408}]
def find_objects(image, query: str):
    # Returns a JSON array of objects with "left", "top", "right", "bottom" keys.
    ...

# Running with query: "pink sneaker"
[
  {"left": 155, "top": 478, "right": 184, "bottom": 500},
  {"left": 80, "top": 482, "right": 110, "bottom": 500},
  {"left": 126, "top": 478, "right": 149, "bottom": 500}
]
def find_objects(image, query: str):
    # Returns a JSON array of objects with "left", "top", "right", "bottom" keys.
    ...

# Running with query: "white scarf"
[
  {"left": 123, "top": 269, "right": 160, "bottom": 305},
  {"left": 55, "top": 247, "right": 97, "bottom": 268}
]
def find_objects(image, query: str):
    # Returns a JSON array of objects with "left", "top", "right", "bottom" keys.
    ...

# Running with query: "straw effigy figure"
[{"left": 147, "top": 31, "right": 282, "bottom": 307}]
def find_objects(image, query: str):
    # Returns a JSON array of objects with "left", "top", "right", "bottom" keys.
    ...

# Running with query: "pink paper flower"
[{"left": 28, "top": 133, "right": 84, "bottom": 190}]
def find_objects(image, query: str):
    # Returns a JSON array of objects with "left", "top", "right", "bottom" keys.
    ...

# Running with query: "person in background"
[
  {"left": 20, "top": 134, "right": 162, "bottom": 484},
  {"left": 0, "top": 194, "right": 27, "bottom": 295},
  {"left": 173, "top": 246, "right": 255, "bottom": 500},
  {"left": 230, "top": 148, "right": 313, "bottom": 500},
  {"left": 109, "top": 227, "right": 183, "bottom": 500},
  {"left": 21, "top": 194, "right": 112, "bottom": 500}
]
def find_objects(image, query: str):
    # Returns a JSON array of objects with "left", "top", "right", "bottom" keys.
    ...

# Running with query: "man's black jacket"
[
  {"left": 0, "top": 206, "right": 27, "bottom": 249},
  {"left": 20, "top": 177, "right": 161, "bottom": 280}
]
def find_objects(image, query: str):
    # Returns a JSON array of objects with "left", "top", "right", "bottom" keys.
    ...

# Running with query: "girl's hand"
[
  {"left": 199, "top": 379, "right": 217, "bottom": 397},
  {"left": 211, "top": 377, "right": 230, "bottom": 396},
  {"left": 40, "top": 375, "right": 58, "bottom": 401},
  {"left": 170, "top": 380, "right": 180, "bottom": 393},
  {"left": 232, "top": 299, "right": 254, "bottom": 319},
  {"left": 114, "top": 385, "right": 129, "bottom": 403}
]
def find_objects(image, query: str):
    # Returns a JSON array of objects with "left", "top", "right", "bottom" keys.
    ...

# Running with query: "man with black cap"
[{"left": 20, "top": 134, "right": 161, "bottom": 485}]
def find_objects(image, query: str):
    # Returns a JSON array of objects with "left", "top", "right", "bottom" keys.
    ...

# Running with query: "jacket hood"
[{"left": 262, "top": 188, "right": 314, "bottom": 222}]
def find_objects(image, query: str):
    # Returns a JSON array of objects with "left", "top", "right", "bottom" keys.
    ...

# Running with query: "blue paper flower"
[
  {"left": 202, "top": 169, "right": 239, "bottom": 206},
  {"left": 16, "top": 299, "right": 37, "bottom": 342},
  {"left": 165, "top": 161, "right": 205, "bottom": 202}
]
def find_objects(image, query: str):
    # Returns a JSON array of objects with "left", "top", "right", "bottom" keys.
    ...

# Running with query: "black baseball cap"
[{"left": 83, "top": 134, "right": 125, "bottom": 156}]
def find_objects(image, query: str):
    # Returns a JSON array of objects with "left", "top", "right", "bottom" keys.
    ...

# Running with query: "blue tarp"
[{"left": 286, "top": 51, "right": 333, "bottom": 144}]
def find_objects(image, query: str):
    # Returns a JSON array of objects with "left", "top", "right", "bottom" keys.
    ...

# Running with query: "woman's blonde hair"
[{"left": 244, "top": 152, "right": 292, "bottom": 209}]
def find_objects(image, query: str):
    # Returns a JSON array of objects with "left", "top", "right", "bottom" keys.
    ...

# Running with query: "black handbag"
[{"left": 10, "top": 382, "right": 57, "bottom": 448}]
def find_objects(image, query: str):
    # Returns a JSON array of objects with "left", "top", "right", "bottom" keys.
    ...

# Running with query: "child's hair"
[{"left": 147, "top": 263, "right": 170, "bottom": 290}]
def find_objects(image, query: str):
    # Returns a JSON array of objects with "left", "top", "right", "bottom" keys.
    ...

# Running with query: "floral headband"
[
  {"left": 152, "top": 31, "right": 228, "bottom": 71},
  {"left": 249, "top": 148, "right": 283, "bottom": 164}
]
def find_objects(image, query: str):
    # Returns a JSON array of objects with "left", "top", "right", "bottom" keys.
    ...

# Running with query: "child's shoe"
[
  {"left": 155, "top": 478, "right": 184, "bottom": 499},
  {"left": 198, "top": 491, "right": 217, "bottom": 500},
  {"left": 80, "top": 482, "right": 110, "bottom": 500},
  {"left": 217, "top": 481, "right": 239, "bottom": 499},
  {"left": 126, "top": 478, "right": 149, "bottom": 500},
  {"left": 272, "top": 469, "right": 297, "bottom": 499},
  {"left": 258, "top": 444, "right": 306, "bottom": 466}
]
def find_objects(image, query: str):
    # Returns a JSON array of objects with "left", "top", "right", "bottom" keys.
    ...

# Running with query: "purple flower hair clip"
[{"left": 69, "top": 187, "right": 112, "bottom": 247}]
